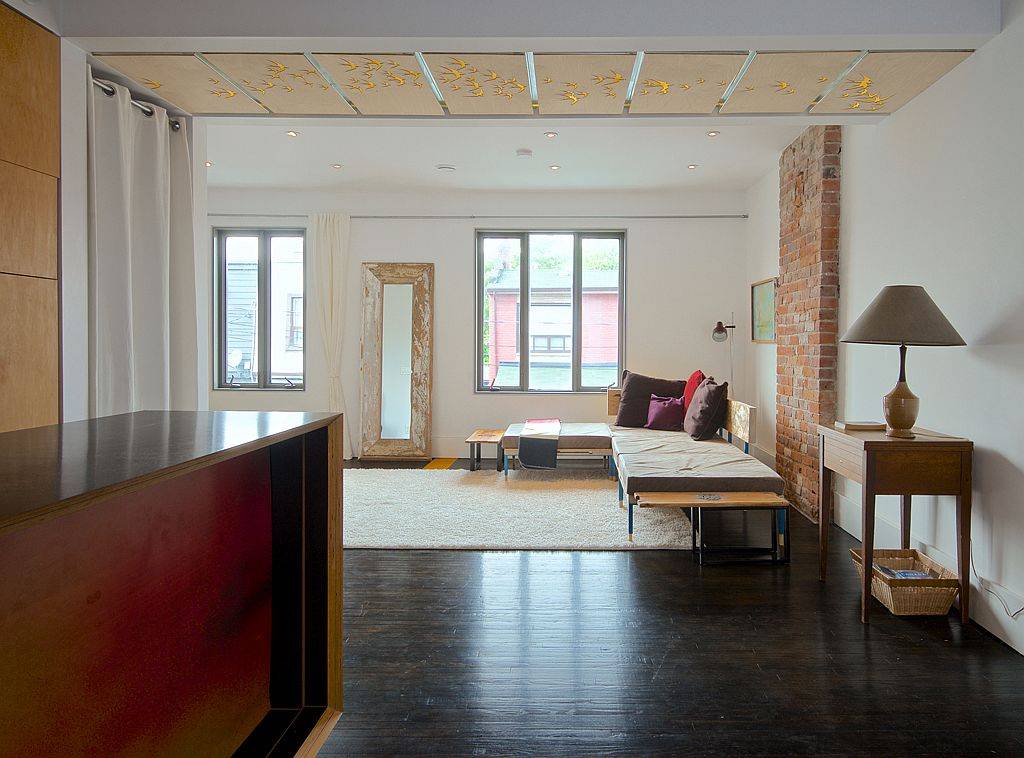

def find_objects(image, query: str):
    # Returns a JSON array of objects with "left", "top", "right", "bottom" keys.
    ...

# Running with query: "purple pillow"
[
  {"left": 645, "top": 394, "right": 684, "bottom": 431},
  {"left": 615, "top": 371, "right": 686, "bottom": 428}
]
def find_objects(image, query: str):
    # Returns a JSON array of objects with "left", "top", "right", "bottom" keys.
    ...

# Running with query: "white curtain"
[
  {"left": 87, "top": 73, "right": 198, "bottom": 416},
  {"left": 310, "top": 212, "right": 354, "bottom": 457}
]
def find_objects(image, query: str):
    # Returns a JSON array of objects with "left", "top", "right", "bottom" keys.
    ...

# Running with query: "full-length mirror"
[
  {"left": 360, "top": 263, "right": 434, "bottom": 460},
  {"left": 380, "top": 283, "right": 414, "bottom": 440}
]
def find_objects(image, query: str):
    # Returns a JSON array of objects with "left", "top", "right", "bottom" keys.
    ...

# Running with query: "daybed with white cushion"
[{"left": 605, "top": 388, "right": 787, "bottom": 547}]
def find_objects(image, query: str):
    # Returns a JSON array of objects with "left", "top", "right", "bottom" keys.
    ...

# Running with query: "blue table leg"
[
  {"left": 503, "top": 454, "right": 509, "bottom": 477},
  {"left": 628, "top": 498, "right": 634, "bottom": 542},
  {"left": 617, "top": 480, "right": 624, "bottom": 508}
]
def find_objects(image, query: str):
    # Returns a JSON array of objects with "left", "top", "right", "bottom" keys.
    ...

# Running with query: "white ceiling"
[
  {"left": 48, "top": 1, "right": 1000, "bottom": 45},
  {"left": 206, "top": 119, "right": 805, "bottom": 191}
]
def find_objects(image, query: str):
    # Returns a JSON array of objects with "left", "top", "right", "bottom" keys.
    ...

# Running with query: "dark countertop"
[{"left": 0, "top": 410, "right": 339, "bottom": 531}]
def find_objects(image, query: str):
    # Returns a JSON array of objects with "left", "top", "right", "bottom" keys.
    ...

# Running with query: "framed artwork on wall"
[{"left": 751, "top": 277, "right": 777, "bottom": 343}]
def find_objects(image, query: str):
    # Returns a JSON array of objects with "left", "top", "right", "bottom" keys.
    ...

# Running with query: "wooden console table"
[{"left": 817, "top": 424, "right": 973, "bottom": 623}]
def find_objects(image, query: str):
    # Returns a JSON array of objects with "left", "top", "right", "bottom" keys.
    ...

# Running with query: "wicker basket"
[{"left": 850, "top": 549, "right": 960, "bottom": 616}]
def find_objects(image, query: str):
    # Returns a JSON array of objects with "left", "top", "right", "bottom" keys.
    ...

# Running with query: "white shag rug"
[{"left": 343, "top": 468, "right": 692, "bottom": 550}]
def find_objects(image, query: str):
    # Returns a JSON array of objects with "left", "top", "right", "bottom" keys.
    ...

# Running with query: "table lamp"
[{"left": 841, "top": 285, "right": 965, "bottom": 438}]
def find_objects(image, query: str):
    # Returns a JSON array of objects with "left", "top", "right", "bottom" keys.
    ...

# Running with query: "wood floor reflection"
[{"left": 327, "top": 460, "right": 1024, "bottom": 756}]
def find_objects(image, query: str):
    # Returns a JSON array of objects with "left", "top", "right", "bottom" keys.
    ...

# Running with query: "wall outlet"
[{"left": 978, "top": 576, "right": 1024, "bottom": 616}]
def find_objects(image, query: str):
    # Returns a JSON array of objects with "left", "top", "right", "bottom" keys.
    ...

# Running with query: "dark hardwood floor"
[{"left": 326, "top": 459, "right": 1024, "bottom": 756}]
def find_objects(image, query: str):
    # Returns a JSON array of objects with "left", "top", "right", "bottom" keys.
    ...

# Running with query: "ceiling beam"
[{"left": 58, "top": 0, "right": 1000, "bottom": 42}]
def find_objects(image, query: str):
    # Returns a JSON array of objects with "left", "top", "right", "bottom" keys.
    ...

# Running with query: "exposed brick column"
[{"left": 776, "top": 126, "right": 840, "bottom": 521}]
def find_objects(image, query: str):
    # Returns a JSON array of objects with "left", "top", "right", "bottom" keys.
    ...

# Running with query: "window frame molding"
[
  {"left": 213, "top": 227, "right": 307, "bottom": 391},
  {"left": 475, "top": 229, "right": 626, "bottom": 395}
]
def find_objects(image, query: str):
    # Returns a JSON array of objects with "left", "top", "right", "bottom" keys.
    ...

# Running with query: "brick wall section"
[{"left": 776, "top": 126, "right": 841, "bottom": 521}]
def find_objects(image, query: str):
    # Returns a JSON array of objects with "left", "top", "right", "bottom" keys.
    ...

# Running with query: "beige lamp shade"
[{"left": 841, "top": 285, "right": 966, "bottom": 346}]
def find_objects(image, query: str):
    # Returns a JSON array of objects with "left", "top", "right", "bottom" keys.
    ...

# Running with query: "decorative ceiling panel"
[
  {"left": 533, "top": 54, "right": 634, "bottom": 115},
  {"left": 628, "top": 53, "right": 748, "bottom": 114},
  {"left": 203, "top": 53, "right": 354, "bottom": 115},
  {"left": 720, "top": 51, "right": 860, "bottom": 114},
  {"left": 314, "top": 54, "right": 442, "bottom": 115},
  {"left": 811, "top": 51, "right": 971, "bottom": 114},
  {"left": 94, "top": 54, "right": 267, "bottom": 114},
  {"left": 422, "top": 54, "right": 532, "bottom": 115}
]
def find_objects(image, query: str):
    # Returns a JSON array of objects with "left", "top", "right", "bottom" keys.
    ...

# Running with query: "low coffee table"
[{"left": 465, "top": 428, "right": 506, "bottom": 471}]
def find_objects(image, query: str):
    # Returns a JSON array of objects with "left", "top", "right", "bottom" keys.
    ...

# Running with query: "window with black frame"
[
  {"left": 215, "top": 228, "right": 305, "bottom": 389},
  {"left": 476, "top": 230, "right": 624, "bottom": 392}
]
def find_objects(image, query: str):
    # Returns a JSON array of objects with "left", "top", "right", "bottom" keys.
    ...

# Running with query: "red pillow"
[
  {"left": 683, "top": 370, "right": 706, "bottom": 410},
  {"left": 645, "top": 394, "right": 684, "bottom": 431}
]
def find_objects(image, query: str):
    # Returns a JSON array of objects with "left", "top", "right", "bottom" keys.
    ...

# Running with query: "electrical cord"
[{"left": 970, "top": 540, "right": 1024, "bottom": 620}]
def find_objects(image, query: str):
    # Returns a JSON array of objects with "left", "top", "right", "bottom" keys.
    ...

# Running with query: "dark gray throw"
[{"left": 518, "top": 418, "right": 560, "bottom": 469}]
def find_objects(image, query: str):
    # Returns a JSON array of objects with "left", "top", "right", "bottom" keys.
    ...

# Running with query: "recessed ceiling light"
[
  {"left": 706, "top": 130, "right": 720, "bottom": 137},
  {"left": 544, "top": 131, "right": 558, "bottom": 139},
  {"left": 330, "top": 163, "right": 343, "bottom": 169},
  {"left": 435, "top": 164, "right": 456, "bottom": 171},
  {"left": 204, "top": 160, "right": 213, "bottom": 167},
  {"left": 285, "top": 130, "right": 300, "bottom": 137},
  {"left": 688, "top": 164, "right": 699, "bottom": 170},
  {"left": 516, "top": 148, "right": 534, "bottom": 159},
  {"left": 549, "top": 164, "right": 561, "bottom": 171}
]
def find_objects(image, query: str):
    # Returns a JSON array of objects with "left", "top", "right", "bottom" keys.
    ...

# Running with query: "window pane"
[
  {"left": 480, "top": 237, "right": 522, "bottom": 388},
  {"left": 581, "top": 236, "right": 621, "bottom": 388},
  {"left": 528, "top": 234, "right": 574, "bottom": 391},
  {"left": 223, "top": 235, "right": 260, "bottom": 385},
  {"left": 269, "top": 235, "right": 304, "bottom": 385}
]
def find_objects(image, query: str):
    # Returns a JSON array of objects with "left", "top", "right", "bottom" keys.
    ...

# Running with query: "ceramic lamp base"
[{"left": 883, "top": 380, "right": 919, "bottom": 438}]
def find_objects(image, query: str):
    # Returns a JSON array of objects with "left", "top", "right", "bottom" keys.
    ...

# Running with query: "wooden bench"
[
  {"left": 635, "top": 491, "right": 791, "bottom": 565},
  {"left": 465, "top": 429, "right": 506, "bottom": 471}
]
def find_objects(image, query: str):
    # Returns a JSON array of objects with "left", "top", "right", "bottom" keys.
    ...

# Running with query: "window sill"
[
  {"left": 212, "top": 386, "right": 306, "bottom": 392},
  {"left": 474, "top": 389, "right": 610, "bottom": 395}
]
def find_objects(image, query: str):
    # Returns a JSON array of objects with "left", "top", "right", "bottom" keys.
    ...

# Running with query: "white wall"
[
  {"left": 739, "top": 2, "right": 1024, "bottom": 651},
  {"left": 60, "top": 39, "right": 89, "bottom": 422},
  {"left": 834, "top": 0, "right": 1024, "bottom": 653},
  {"left": 207, "top": 187, "right": 753, "bottom": 457},
  {"left": 743, "top": 169, "right": 779, "bottom": 465}
]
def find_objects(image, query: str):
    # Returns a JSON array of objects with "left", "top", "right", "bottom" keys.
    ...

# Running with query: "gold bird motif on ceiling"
[{"left": 643, "top": 79, "right": 672, "bottom": 95}]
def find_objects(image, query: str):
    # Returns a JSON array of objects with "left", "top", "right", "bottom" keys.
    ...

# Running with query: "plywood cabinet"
[
  {"left": 0, "top": 273, "right": 59, "bottom": 432},
  {"left": 0, "top": 3, "right": 60, "bottom": 431},
  {"left": 0, "top": 2, "right": 61, "bottom": 178},
  {"left": 0, "top": 160, "right": 58, "bottom": 278}
]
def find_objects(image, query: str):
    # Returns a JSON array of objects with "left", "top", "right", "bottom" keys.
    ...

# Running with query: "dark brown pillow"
[
  {"left": 683, "top": 377, "right": 729, "bottom": 440},
  {"left": 615, "top": 370, "right": 686, "bottom": 428}
]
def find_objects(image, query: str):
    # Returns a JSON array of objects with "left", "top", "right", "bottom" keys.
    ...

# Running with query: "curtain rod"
[
  {"left": 211, "top": 212, "right": 748, "bottom": 220},
  {"left": 92, "top": 78, "right": 181, "bottom": 131}
]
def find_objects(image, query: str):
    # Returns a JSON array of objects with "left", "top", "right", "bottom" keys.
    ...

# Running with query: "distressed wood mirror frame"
[{"left": 359, "top": 262, "right": 434, "bottom": 460}]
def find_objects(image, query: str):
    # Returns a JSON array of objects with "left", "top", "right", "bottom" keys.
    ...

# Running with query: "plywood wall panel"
[
  {"left": 720, "top": 51, "right": 859, "bottom": 114},
  {"left": 95, "top": 55, "right": 268, "bottom": 115},
  {"left": 422, "top": 54, "right": 532, "bottom": 115},
  {"left": 0, "top": 160, "right": 58, "bottom": 279},
  {"left": 0, "top": 274, "right": 59, "bottom": 433},
  {"left": 628, "top": 53, "right": 748, "bottom": 114},
  {"left": 811, "top": 51, "right": 972, "bottom": 114},
  {"left": 204, "top": 54, "right": 354, "bottom": 115},
  {"left": 534, "top": 54, "right": 634, "bottom": 115},
  {"left": 0, "top": 3, "right": 60, "bottom": 177}
]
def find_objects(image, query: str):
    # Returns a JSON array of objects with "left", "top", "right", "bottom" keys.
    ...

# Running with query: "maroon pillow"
[
  {"left": 683, "top": 377, "right": 729, "bottom": 440},
  {"left": 645, "top": 395, "right": 684, "bottom": 431},
  {"left": 615, "top": 371, "right": 686, "bottom": 428},
  {"left": 683, "top": 369, "right": 706, "bottom": 410}
]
